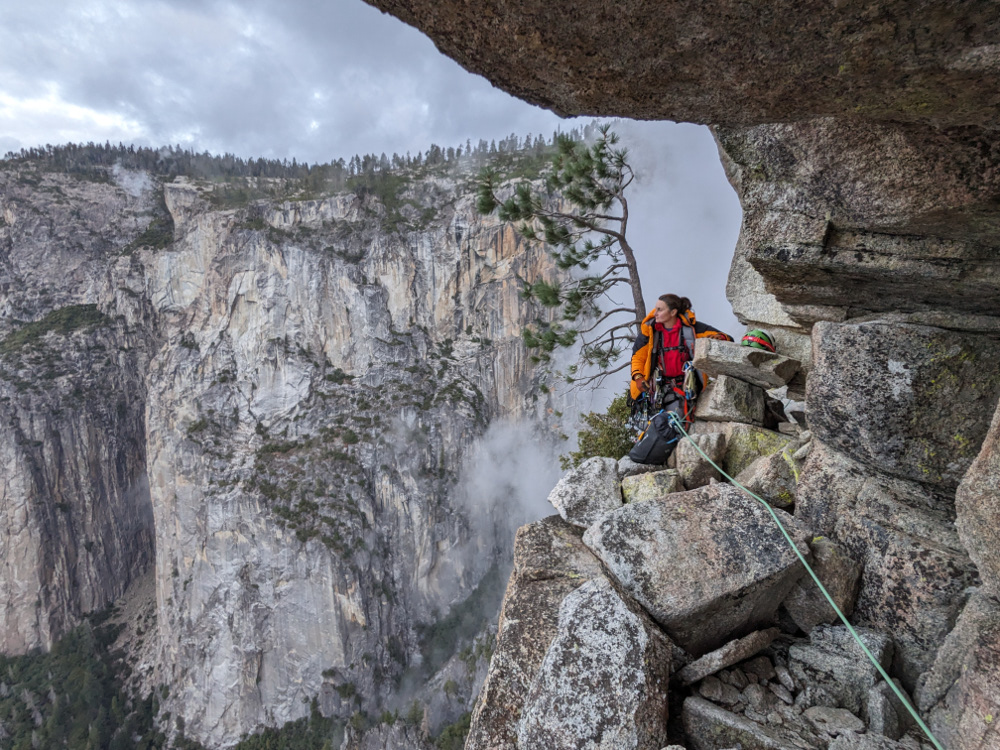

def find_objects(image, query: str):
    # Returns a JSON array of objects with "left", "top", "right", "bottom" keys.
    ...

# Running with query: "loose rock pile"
[{"left": 682, "top": 624, "right": 931, "bottom": 750}]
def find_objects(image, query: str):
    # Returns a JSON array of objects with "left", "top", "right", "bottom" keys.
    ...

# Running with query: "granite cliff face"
[
  {"left": 363, "top": 2, "right": 1000, "bottom": 748},
  {"left": 0, "top": 160, "right": 563, "bottom": 745},
  {"left": 147, "top": 177, "right": 552, "bottom": 744},
  {"left": 0, "top": 172, "right": 158, "bottom": 655}
]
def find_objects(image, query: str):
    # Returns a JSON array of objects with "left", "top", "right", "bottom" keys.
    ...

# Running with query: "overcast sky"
[{"left": 0, "top": 0, "right": 743, "bottom": 371}]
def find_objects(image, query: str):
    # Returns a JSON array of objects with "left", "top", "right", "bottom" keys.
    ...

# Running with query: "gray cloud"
[{"left": 0, "top": 0, "right": 570, "bottom": 161}]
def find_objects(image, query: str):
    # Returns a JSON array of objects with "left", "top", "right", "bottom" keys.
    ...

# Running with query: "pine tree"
[{"left": 476, "top": 124, "right": 644, "bottom": 387}]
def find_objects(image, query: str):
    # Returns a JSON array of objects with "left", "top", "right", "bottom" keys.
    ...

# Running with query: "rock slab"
[
  {"left": 696, "top": 374, "right": 767, "bottom": 425},
  {"left": 583, "top": 483, "right": 811, "bottom": 655},
  {"left": 683, "top": 696, "right": 823, "bottom": 750},
  {"left": 678, "top": 627, "right": 781, "bottom": 685},
  {"left": 674, "top": 433, "right": 726, "bottom": 489},
  {"left": 795, "top": 440, "right": 980, "bottom": 685},
  {"left": 694, "top": 338, "right": 801, "bottom": 389},
  {"left": 516, "top": 578, "right": 672, "bottom": 750},
  {"left": 691, "top": 421, "right": 792, "bottom": 478},
  {"left": 618, "top": 456, "right": 667, "bottom": 479},
  {"left": 621, "top": 468, "right": 683, "bottom": 503},
  {"left": 547, "top": 456, "right": 622, "bottom": 529}
]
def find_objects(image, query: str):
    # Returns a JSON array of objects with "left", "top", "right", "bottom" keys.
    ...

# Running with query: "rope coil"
[{"left": 665, "top": 411, "right": 943, "bottom": 750}]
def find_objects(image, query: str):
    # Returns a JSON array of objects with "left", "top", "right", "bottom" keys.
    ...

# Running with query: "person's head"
[{"left": 653, "top": 294, "right": 691, "bottom": 325}]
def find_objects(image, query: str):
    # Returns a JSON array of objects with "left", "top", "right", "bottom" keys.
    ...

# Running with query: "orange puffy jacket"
[{"left": 629, "top": 309, "right": 733, "bottom": 400}]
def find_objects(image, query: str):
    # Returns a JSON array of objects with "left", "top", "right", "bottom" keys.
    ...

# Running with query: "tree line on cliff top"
[{"left": 1, "top": 122, "right": 605, "bottom": 186}]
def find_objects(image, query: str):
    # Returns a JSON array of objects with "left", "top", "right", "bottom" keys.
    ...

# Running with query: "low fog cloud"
[{"left": 453, "top": 419, "right": 566, "bottom": 550}]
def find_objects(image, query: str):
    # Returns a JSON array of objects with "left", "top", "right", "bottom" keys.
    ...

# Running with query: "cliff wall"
[{"left": 0, "top": 161, "right": 563, "bottom": 745}]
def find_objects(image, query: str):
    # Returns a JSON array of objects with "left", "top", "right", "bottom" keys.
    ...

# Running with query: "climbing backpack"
[{"left": 628, "top": 397, "right": 685, "bottom": 465}]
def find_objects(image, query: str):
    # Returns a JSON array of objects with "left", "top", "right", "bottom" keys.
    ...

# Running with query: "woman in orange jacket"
[{"left": 629, "top": 293, "right": 732, "bottom": 416}]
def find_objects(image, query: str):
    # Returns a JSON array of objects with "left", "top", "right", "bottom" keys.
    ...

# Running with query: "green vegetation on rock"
[
  {"left": 0, "top": 616, "right": 165, "bottom": 750},
  {"left": 229, "top": 699, "right": 343, "bottom": 750},
  {"left": 123, "top": 188, "right": 175, "bottom": 254},
  {"left": 0, "top": 304, "right": 111, "bottom": 354},
  {"left": 416, "top": 563, "right": 507, "bottom": 675},
  {"left": 560, "top": 394, "right": 634, "bottom": 469},
  {"left": 434, "top": 712, "right": 471, "bottom": 750}
]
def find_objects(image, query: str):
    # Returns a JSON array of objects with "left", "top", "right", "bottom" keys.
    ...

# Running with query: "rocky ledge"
[{"left": 466, "top": 331, "right": 999, "bottom": 749}]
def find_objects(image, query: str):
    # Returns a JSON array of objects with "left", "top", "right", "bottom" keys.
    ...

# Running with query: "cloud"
[
  {"left": 453, "top": 419, "right": 565, "bottom": 548},
  {"left": 0, "top": 0, "right": 570, "bottom": 163},
  {"left": 0, "top": 86, "right": 145, "bottom": 152}
]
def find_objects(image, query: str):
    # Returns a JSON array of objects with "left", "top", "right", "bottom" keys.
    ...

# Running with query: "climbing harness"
[{"left": 665, "top": 411, "right": 944, "bottom": 750}]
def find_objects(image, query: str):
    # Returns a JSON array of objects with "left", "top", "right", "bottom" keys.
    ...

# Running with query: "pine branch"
[
  {"left": 565, "top": 360, "right": 631, "bottom": 387},
  {"left": 576, "top": 315, "right": 637, "bottom": 336}
]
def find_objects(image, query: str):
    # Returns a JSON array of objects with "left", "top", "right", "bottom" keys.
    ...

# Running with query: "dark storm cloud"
[{"left": 0, "top": 0, "right": 570, "bottom": 162}]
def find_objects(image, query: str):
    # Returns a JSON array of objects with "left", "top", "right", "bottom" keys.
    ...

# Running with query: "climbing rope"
[{"left": 666, "top": 411, "right": 944, "bottom": 750}]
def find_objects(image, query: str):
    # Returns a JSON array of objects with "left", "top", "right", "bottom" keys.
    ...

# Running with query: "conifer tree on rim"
[{"left": 475, "top": 124, "right": 645, "bottom": 387}]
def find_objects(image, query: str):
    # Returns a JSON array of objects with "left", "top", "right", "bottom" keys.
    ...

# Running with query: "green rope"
[{"left": 666, "top": 411, "right": 943, "bottom": 750}]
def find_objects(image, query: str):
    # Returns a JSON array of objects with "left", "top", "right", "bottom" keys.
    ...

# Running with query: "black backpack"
[{"left": 628, "top": 398, "right": 684, "bottom": 465}]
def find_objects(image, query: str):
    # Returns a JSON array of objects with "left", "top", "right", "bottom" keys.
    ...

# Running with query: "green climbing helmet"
[{"left": 741, "top": 328, "right": 776, "bottom": 353}]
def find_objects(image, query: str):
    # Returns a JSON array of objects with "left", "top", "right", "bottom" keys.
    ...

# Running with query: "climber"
[{"left": 628, "top": 294, "right": 733, "bottom": 464}]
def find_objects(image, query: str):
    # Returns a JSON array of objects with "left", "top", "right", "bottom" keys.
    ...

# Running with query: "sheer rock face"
[
  {"left": 796, "top": 440, "right": 980, "bottom": 688},
  {"left": 347, "top": 723, "right": 435, "bottom": 750},
  {"left": 808, "top": 320, "right": 1000, "bottom": 490},
  {"left": 363, "top": 0, "right": 1000, "bottom": 129},
  {"left": 0, "top": 167, "right": 561, "bottom": 745},
  {"left": 717, "top": 119, "right": 1000, "bottom": 323},
  {"left": 146, "top": 180, "right": 559, "bottom": 745},
  {"left": 0, "top": 170, "right": 158, "bottom": 654},
  {"left": 800, "top": 317, "right": 997, "bottom": 684}
]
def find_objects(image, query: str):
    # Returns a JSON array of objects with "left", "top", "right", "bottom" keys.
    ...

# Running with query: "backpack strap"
[{"left": 681, "top": 324, "right": 696, "bottom": 360}]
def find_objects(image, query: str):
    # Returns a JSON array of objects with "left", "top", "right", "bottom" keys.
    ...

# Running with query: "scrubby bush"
[{"left": 560, "top": 394, "right": 634, "bottom": 469}]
